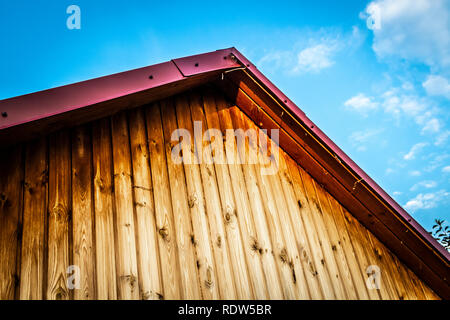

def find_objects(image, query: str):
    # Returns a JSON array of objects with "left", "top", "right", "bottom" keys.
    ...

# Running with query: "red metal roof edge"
[
  {"left": 228, "top": 47, "right": 450, "bottom": 262},
  {"left": 0, "top": 49, "right": 240, "bottom": 131},
  {"left": 0, "top": 47, "right": 448, "bottom": 263}
]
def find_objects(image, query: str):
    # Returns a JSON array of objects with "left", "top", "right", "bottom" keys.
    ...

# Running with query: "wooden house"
[{"left": 0, "top": 48, "right": 448, "bottom": 300}]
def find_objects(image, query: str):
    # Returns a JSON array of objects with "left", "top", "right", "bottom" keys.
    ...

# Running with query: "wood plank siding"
[{"left": 0, "top": 86, "right": 441, "bottom": 300}]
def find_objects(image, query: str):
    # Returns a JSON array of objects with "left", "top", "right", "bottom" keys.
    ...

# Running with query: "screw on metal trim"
[
  {"left": 195, "top": 63, "right": 199, "bottom": 67},
  {"left": 223, "top": 56, "right": 227, "bottom": 60},
  {"left": 1, "top": 112, "right": 7, "bottom": 118},
  {"left": 148, "top": 75, "right": 153, "bottom": 79}
]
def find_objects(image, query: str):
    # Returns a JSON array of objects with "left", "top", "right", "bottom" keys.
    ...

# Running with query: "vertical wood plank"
[
  {"left": 92, "top": 119, "right": 118, "bottom": 300},
  {"left": 71, "top": 125, "right": 96, "bottom": 299},
  {"left": 406, "top": 268, "right": 427, "bottom": 299},
  {"left": 365, "top": 230, "right": 402, "bottom": 299},
  {"left": 313, "top": 181, "right": 358, "bottom": 299},
  {"left": 188, "top": 91, "right": 237, "bottom": 299},
  {"left": 418, "top": 278, "right": 440, "bottom": 300},
  {"left": 0, "top": 145, "right": 23, "bottom": 300},
  {"left": 352, "top": 220, "right": 394, "bottom": 299},
  {"left": 236, "top": 110, "right": 310, "bottom": 299},
  {"left": 374, "top": 236, "right": 410, "bottom": 300},
  {"left": 111, "top": 113, "right": 140, "bottom": 299},
  {"left": 285, "top": 161, "right": 337, "bottom": 299},
  {"left": 337, "top": 206, "right": 381, "bottom": 300},
  {"left": 20, "top": 139, "right": 47, "bottom": 300},
  {"left": 128, "top": 108, "right": 163, "bottom": 300},
  {"left": 47, "top": 131, "right": 71, "bottom": 300},
  {"left": 300, "top": 172, "right": 347, "bottom": 299},
  {"left": 174, "top": 94, "right": 220, "bottom": 299},
  {"left": 276, "top": 154, "right": 324, "bottom": 299},
  {"left": 203, "top": 91, "right": 264, "bottom": 299},
  {"left": 145, "top": 102, "right": 181, "bottom": 300},
  {"left": 160, "top": 97, "right": 201, "bottom": 299},
  {"left": 326, "top": 195, "right": 371, "bottom": 300}
]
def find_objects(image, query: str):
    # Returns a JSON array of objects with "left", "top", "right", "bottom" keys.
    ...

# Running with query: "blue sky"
[{"left": 1, "top": 0, "right": 449, "bottom": 231}]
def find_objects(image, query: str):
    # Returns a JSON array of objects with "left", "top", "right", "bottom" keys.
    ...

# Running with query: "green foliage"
[{"left": 429, "top": 219, "right": 450, "bottom": 251}]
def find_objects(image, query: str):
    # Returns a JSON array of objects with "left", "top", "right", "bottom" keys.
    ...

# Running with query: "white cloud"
[
  {"left": 410, "top": 180, "right": 437, "bottom": 191},
  {"left": 442, "top": 166, "right": 450, "bottom": 173},
  {"left": 401, "top": 82, "right": 414, "bottom": 91},
  {"left": 424, "top": 153, "right": 450, "bottom": 172},
  {"left": 403, "top": 142, "right": 427, "bottom": 160},
  {"left": 350, "top": 128, "right": 384, "bottom": 143},
  {"left": 423, "top": 75, "right": 450, "bottom": 99},
  {"left": 260, "top": 40, "right": 340, "bottom": 75},
  {"left": 378, "top": 89, "right": 444, "bottom": 135},
  {"left": 346, "top": 86, "right": 446, "bottom": 138},
  {"left": 393, "top": 191, "right": 402, "bottom": 196},
  {"left": 385, "top": 168, "right": 395, "bottom": 175},
  {"left": 364, "top": 0, "right": 450, "bottom": 69},
  {"left": 404, "top": 190, "right": 450, "bottom": 212},
  {"left": 435, "top": 130, "right": 450, "bottom": 146},
  {"left": 349, "top": 128, "right": 384, "bottom": 152},
  {"left": 421, "top": 118, "right": 441, "bottom": 134},
  {"left": 258, "top": 27, "right": 364, "bottom": 75},
  {"left": 344, "top": 93, "right": 378, "bottom": 115},
  {"left": 294, "top": 44, "right": 336, "bottom": 73},
  {"left": 409, "top": 170, "right": 421, "bottom": 177}
]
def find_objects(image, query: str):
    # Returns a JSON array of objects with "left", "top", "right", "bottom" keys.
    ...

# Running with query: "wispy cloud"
[
  {"left": 293, "top": 43, "right": 337, "bottom": 73},
  {"left": 258, "top": 40, "right": 339, "bottom": 75},
  {"left": 442, "top": 166, "right": 450, "bottom": 173},
  {"left": 404, "top": 190, "right": 450, "bottom": 212},
  {"left": 403, "top": 142, "right": 427, "bottom": 160},
  {"left": 424, "top": 153, "right": 450, "bottom": 172},
  {"left": 349, "top": 128, "right": 384, "bottom": 151},
  {"left": 410, "top": 180, "right": 437, "bottom": 191},
  {"left": 435, "top": 130, "right": 450, "bottom": 146},
  {"left": 258, "top": 27, "right": 364, "bottom": 75},
  {"left": 344, "top": 94, "right": 378, "bottom": 115},
  {"left": 423, "top": 75, "right": 450, "bottom": 99},
  {"left": 409, "top": 170, "right": 421, "bottom": 177},
  {"left": 421, "top": 118, "right": 441, "bottom": 134},
  {"left": 345, "top": 86, "right": 445, "bottom": 137}
]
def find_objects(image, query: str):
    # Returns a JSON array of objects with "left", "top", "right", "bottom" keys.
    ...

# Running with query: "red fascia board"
[
  {"left": 229, "top": 47, "right": 450, "bottom": 262},
  {"left": 0, "top": 48, "right": 240, "bottom": 131}
]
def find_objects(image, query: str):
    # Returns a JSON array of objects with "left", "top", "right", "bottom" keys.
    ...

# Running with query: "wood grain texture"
[
  {"left": 203, "top": 91, "right": 261, "bottom": 299},
  {"left": 47, "top": 131, "right": 71, "bottom": 300},
  {"left": 146, "top": 102, "right": 182, "bottom": 300},
  {"left": 92, "top": 119, "right": 118, "bottom": 299},
  {"left": 128, "top": 108, "right": 163, "bottom": 300},
  {"left": 174, "top": 94, "right": 220, "bottom": 299},
  {"left": 20, "top": 139, "right": 47, "bottom": 300},
  {"left": 110, "top": 113, "right": 140, "bottom": 299},
  {"left": 0, "top": 145, "right": 23, "bottom": 300},
  {"left": 160, "top": 97, "right": 202, "bottom": 299},
  {"left": 71, "top": 125, "right": 96, "bottom": 299},
  {"left": 189, "top": 91, "right": 237, "bottom": 299},
  {"left": 0, "top": 86, "right": 442, "bottom": 300}
]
